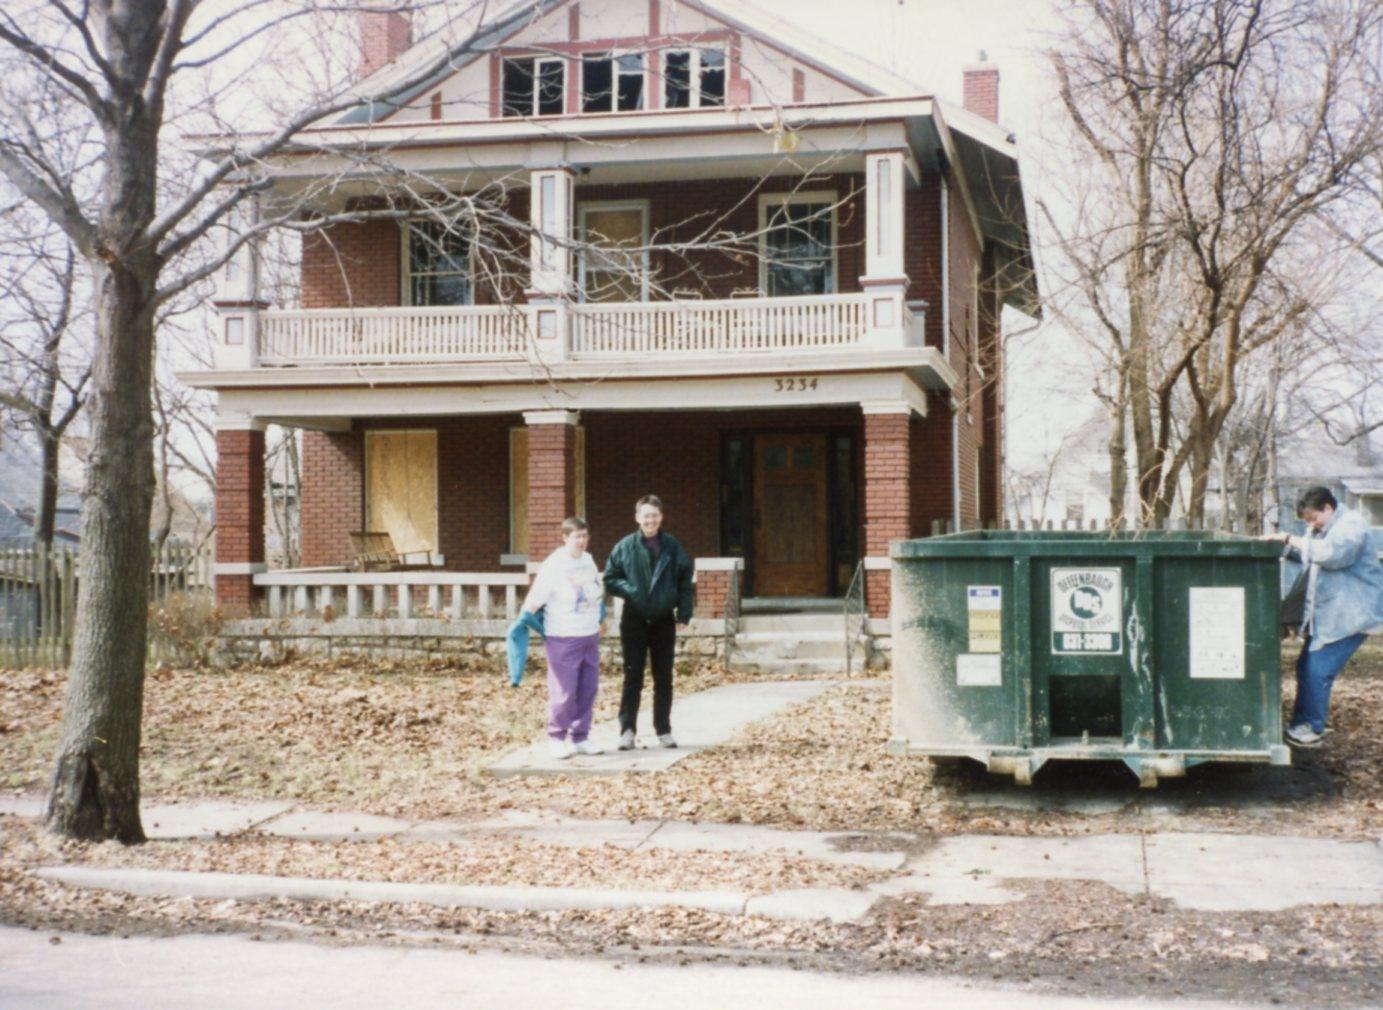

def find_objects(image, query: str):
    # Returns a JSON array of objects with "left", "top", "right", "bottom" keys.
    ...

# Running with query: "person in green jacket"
[{"left": 603, "top": 494, "right": 694, "bottom": 750}]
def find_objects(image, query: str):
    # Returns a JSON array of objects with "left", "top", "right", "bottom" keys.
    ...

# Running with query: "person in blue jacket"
[{"left": 1263, "top": 486, "right": 1383, "bottom": 748}]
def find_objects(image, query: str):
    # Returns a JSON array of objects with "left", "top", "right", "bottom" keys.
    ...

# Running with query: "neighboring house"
[
  {"left": 0, "top": 434, "right": 84, "bottom": 548},
  {"left": 181, "top": 0, "right": 1038, "bottom": 620},
  {"left": 1270, "top": 427, "right": 1383, "bottom": 549}
]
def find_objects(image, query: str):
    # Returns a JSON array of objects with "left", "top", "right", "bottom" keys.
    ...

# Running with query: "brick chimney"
[
  {"left": 962, "top": 53, "right": 1000, "bottom": 123},
  {"left": 359, "top": 5, "right": 412, "bottom": 80}
]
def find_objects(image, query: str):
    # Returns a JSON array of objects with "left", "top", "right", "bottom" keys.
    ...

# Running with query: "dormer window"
[
  {"left": 501, "top": 56, "right": 565, "bottom": 117},
  {"left": 582, "top": 53, "right": 646, "bottom": 112},
  {"left": 664, "top": 48, "right": 726, "bottom": 109}
]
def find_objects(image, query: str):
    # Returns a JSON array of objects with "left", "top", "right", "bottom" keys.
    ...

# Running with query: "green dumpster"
[{"left": 887, "top": 531, "right": 1291, "bottom": 786}]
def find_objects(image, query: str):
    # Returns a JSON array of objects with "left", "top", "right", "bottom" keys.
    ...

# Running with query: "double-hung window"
[
  {"left": 760, "top": 195, "right": 836, "bottom": 297},
  {"left": 663, "top": 48, "right": 725, "bottom": 109},
  {"left": 501, "top": 56, "right": 565, "bottom": 117},
  {"left": 582, "top": 52, "right": 645, "bottom": 112},
  {"left": 405, "top": 220, "right": 473, "bottom": 306}
]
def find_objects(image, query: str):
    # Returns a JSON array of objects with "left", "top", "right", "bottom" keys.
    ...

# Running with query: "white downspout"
[{"left": 942, "top": 175, "right": 960, "bottom": 531}]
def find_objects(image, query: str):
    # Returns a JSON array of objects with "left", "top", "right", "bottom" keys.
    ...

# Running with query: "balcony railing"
[
  {"left": 258, "top": 305, "right": 529, "bottom": 365},
  {"left": 568, "top": 293, "right": 869, "bottom": 356},
  {"left": 242, "top": 292, "right": 925, "bottom": 368}
]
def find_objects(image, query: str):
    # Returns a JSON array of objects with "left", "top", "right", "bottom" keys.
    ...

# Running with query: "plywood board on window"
[{"left": 365, "top": 430, "right": 437, "bottom": 554}]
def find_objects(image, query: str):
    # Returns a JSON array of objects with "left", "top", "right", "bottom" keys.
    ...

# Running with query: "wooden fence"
[{"left": 0, "top": 543, "right": 212, "bottom": 668}]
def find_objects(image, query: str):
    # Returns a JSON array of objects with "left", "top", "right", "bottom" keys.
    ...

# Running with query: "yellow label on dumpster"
[{"left": 967, "top": 586, "right": 1002, "bottom": 653}]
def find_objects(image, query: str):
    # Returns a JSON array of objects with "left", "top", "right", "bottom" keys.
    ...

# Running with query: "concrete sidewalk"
[
  {"left": 488, "top": 678, "right": 838, "bottom": 776},
  {"left": 0, "top": 927, "right": 1283, "bottom": 1010},
  {"left": 7, "top": 796, "right": 1379, "bottom": 920}
]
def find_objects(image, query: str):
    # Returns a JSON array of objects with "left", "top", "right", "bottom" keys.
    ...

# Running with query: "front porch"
[{"left": 211, "top": 397, "right": 963, "bottom": 626}]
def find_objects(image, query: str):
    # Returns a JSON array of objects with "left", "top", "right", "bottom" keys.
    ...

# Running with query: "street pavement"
[{"left": 0, "top": 927, "right": 1292, "bottom": 1010}]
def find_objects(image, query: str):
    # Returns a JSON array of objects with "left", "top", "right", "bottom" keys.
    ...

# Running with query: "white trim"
[
  {"left": 577, "top": 199, "right": 650, "bottom": 302},
  {"left": 693, "top": 557, "right": 744, "bottom": 572},
  {"left": 522, "top": 409, "right": 581, "bottom": 426},
  {"left": 254, "top": 570, "right": 530, "bottom": 587},
  {"left": 862, "top": 556, "right": 891, "bottom": 570},
  {"left": 860, "top": 400, "right": 914, "bottom": 416},
  {"left": 757, "top": 190, "right": 839, "bottom": 297},
  {"left": 213, "top": 412, "right": 266, "bottom": 432},
  {"left": 213, "top": 562, "right": 268, "bottom": 576}
]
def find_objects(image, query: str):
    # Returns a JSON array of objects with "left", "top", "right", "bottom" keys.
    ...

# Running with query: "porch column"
[
  {"left": 527, "top": 166, "right": 576, "bottom": 365},
  {"left": 861, "top": 150, "right": 910, "bottom": 350},
  {"left": 862, "top": 402, "right": 915, "bottom": 619},
  {"left": 524, "top": 409, "right": 580, "bottom": 561},
  {"left": 212, "top": 196, "right": 265, "bottom": 371},
  {"left": 214, "top": 413, "right": 267, "bottom": 614}
]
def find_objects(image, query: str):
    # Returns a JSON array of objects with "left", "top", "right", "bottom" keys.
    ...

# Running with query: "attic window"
[
  {"left": 582, "top": 53, "right": 645, "bottom": 112},
  {"left": 664, "top": 49, "right": 725, "bottom": 109},
  {"left": 501, "top": 56, "right": 565, "bottom": 117}
]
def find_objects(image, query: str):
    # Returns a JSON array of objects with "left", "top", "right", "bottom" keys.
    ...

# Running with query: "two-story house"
[{"left": 184, "top": 0, "right": 1037, "bottom": 630}]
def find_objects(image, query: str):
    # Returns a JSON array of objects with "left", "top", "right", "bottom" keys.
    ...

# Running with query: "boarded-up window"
[
  {"left": 365, "top": 430, "right": 438, "bottom": 554},
  {"left": 510, "top": 426, "right": 586, "bottom": 555}
]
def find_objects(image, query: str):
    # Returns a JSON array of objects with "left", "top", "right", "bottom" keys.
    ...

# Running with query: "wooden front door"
[{"left": 752, "top": 433, "right": 828, "bottom": 596}]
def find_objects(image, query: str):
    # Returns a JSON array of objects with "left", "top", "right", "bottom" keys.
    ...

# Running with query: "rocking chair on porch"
[{"left": 348, "top": 531, "right": 435, "bottom": 572}]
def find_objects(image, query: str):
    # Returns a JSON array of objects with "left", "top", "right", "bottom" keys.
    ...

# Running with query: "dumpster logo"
[{"left": 1050, "top": 568, "right": 1123, "bottom": 654}]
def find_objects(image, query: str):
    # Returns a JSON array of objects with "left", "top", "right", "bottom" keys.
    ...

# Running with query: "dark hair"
[
  {"left": 561, "top": 516, "right": 588, "bottom": 535},
  {"left": 635, "top": 494, "right": 664, "bottom": 513},
  {"left": 1296, "top": 486, "right": 1337, "bottom": 515}
]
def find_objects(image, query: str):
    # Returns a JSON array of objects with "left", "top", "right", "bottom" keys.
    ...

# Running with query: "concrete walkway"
[
  {"left": 488, "top": 678, "right": 836, "bottom": 776},
  {"left": 7, "top": 796, "right": 1379, "bottom": 919},
  {"left": 0, "top": 927, "right": 1285, "bottom": 1010}
]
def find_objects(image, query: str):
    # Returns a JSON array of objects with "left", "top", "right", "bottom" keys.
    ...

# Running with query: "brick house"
[{"left": 183, "top": 0, "right": 1037, "bottom": 630}]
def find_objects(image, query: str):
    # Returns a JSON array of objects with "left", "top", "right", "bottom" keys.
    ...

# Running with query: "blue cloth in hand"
[{"left": 505, "top": 610, "right": 545, "bottom": 686}]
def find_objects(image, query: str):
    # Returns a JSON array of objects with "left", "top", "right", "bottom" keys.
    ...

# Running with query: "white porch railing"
[
  {"left": 257, "top": 305, "right": 529, "bottom": 365},
  {"left": 568, "top": 293, "right": 870, "bottom": 356},
  {"left": 253, "top": 570, "right": 529, "bottom": 621},
  {"left": 250, "top": 293, "right": 893, "bottom": 367}
]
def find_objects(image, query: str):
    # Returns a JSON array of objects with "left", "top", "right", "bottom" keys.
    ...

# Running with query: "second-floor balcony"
[{"left": 233, "top": 293, "right": 928, "bottom": 370}]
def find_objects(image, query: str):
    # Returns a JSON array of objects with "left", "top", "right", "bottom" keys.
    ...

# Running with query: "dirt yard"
[{"left": 2, "top": 642, "right": 1380, "bottom": 838}]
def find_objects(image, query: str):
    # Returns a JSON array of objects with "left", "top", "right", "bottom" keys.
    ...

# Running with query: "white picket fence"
[
  {"left": 254, "top": 570, "right": 530, "bottom": 621},
  {"left": 257, "top": 305, "right": 529, "bottom": 365}
]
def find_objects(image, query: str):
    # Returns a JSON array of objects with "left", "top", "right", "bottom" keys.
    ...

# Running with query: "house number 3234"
[{"left": 774, "top": 377, "right": 819, "bottom": 392}]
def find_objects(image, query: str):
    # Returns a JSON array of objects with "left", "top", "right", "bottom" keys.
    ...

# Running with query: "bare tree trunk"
[
  {"left": 1107, "top": 394, "right": 1128, "bottom": 528},
  {"left": 36, "top": 424, "right": 60, "bottom": 547},
  {"left": 43, "top": 88, "right": 161, "bottom": 841}
]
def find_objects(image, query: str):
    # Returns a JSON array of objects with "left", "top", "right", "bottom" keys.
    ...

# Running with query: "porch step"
[
  {"left": 736, "top": 612, "right": 844, "bottom": 634},
  {"left": 733, "top": 630, "right": 850, "bottom": 661},
  {"left": 730, "top": 656, "right": 853, "bottom": 676}
]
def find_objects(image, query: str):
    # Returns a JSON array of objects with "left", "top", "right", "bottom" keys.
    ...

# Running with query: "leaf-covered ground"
[{"left": 2, "top": 642, "right": 1380, "bottom": 837}]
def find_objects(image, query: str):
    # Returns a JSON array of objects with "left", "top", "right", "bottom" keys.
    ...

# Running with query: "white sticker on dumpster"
[
  {"left": 1189, "top": 586, "right": 1245, "bottom": 679},
  {"left": 1050, "top": 568, "right": 1123, "bottom": 655},
  {"left": 967, "top": 586, "right": 1003, "bottom": 653},
  {"left": 957, "top": 653, "right": 1002, "bottom": 686}
]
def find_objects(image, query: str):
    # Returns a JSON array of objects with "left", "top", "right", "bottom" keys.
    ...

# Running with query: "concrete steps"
[{"left": 730, "top": 611, "right": 860, "bottom": 674}]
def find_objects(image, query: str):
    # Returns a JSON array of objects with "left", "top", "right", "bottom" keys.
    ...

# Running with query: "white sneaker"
[
  {"left": 548, "top": 738, "right": 574, "bottom": 759},
  {"left": 657, "top": 733, "right": 678, "bottom": 749},
  {"left": 1285, "top": 724, "right": 1324, "bottom": 748},
  {"left": 618, "top": 729, "right": 636, "bottom": 751},
  {"left": 573, "top": 740, "right": 600, "bottom": 756}
]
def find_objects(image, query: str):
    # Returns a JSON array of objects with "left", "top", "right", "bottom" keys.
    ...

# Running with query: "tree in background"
[{"left": 1043, "top": 0, "right": 1382, "bottom": 526}]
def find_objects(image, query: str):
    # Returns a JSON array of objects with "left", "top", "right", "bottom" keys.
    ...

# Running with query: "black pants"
[{"left": 618, "top": 613, "right": 677, "bottom": 736}]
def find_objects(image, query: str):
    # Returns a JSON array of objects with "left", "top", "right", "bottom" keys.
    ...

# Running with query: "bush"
[{"left": 148, "top": 591, "right": 223, "bottom": 668}]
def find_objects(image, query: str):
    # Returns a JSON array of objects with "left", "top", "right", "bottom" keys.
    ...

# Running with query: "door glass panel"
[
  {"left": 792, "top": 446, "right": 815, "bottom": 471},
  {"left": 763, "top": 445, "right": 787, "bottom": 470}
]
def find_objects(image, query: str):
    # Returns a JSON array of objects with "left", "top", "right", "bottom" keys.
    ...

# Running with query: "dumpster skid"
[{"left": 888, "top": 531, "right": 1291, "bottom": 787}]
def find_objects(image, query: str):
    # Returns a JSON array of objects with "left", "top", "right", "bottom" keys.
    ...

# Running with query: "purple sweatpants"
[{"left": 545, "top": 634, "right": 600, "bottom": 742}]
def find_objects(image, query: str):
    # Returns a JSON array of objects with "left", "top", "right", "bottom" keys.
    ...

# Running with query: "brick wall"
[
  {"left": 693, "top": 567, "right": 731, "bottom": 619},
  {"left": 862, "top": 411, "right": 912, "bottom": 617},
  {"left": 214, "top": 427, "right": 266, "bottom": 612},
  {"left": 300, "top": 429, "right": 363, "bottom": 568},
  {"left": 525, "top": 420, "right": 578, "bottom": 559},
  {"left": 358, "top": 9, "right": 411, "bottom": 79},
  {"left": 301, "top": 220, "right": 401, "bottom": 308}
]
